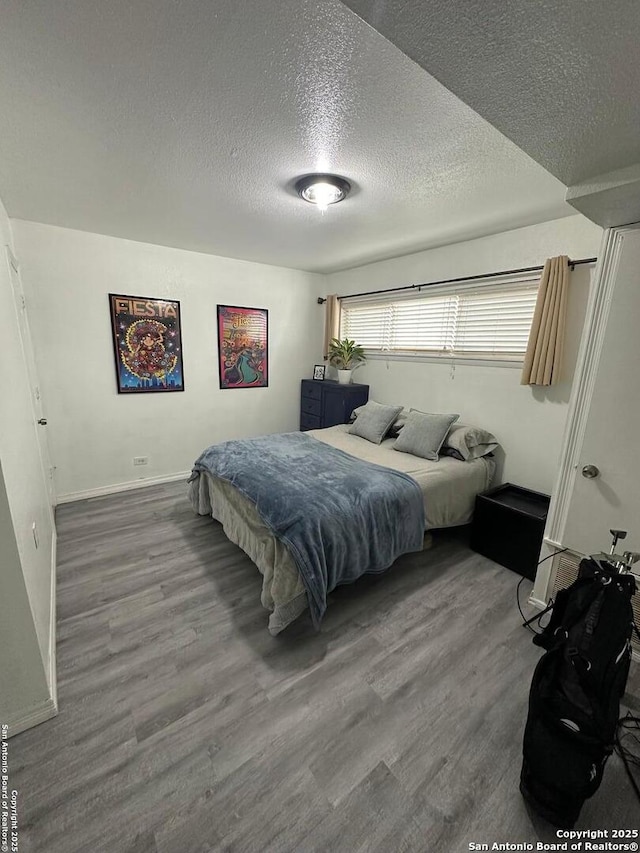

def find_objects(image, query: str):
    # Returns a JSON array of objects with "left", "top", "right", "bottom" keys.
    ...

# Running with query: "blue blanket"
[{"left": 190, "top": 432, "right": 425, "bottom": 627}]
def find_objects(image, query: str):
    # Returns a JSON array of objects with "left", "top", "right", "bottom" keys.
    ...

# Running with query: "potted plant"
[{"left": 328, "top": 337, "right": 366, "bottom": 384}]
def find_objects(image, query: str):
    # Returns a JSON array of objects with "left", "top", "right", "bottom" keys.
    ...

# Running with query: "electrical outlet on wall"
[{"left": 133, "top": 456, "right": 149, "bottom": 466}]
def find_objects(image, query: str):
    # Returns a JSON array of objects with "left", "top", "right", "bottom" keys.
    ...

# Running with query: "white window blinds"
[{"left": 340, "top": 277, "right": 539, "bottom": 361}]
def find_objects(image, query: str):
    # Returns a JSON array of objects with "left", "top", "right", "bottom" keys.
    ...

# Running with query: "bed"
[{"left": 189, "top": 423, "right": 495, "bottom": 635}]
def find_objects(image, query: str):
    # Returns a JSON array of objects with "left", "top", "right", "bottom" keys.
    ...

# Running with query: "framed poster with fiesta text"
[
  {"left": 217, "top": 305, "right": 268, "bottom": 389},
  {"left": 109, "top": 294, "right": 184, "bottom": 393}
]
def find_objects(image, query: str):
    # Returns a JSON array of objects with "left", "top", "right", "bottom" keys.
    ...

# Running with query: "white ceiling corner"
[{"left": 341, "top": 0, "right": 640, "bottom": 227}]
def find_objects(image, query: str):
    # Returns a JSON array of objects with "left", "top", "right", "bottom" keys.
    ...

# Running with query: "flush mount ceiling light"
[{"left": 295, "top": 174, "right": 351, "bottom": 212}]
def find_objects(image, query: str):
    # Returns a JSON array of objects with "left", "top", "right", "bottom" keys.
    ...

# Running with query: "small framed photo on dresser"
[{"left": 313, "top": 364, "right": 326, "bottom": 381}]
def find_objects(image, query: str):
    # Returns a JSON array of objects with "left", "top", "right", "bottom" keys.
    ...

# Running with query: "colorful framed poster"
[
  {"left": 109, "top": 294, "right": 184, "bottom": 393},
  {"left": 217, "top": 305, "right": 268, "bottom": 389}
]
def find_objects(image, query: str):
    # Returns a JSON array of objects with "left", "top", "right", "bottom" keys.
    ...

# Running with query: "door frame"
[{"left": 532, "top": 224, "right": 638, "bottom": 604}]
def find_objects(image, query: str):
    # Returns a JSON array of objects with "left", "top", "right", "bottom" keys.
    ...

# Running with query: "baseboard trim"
[
  {"left": 6, "top": 697, "right": 57, "bottom": 738},
  {"left": 56, "top": 471, "right": 191, "bottom": 504}
]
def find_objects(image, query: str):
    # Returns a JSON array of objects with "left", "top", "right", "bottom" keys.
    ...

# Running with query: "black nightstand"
[
  {"left": 470, "top": 483, "right": 551, "bottom": 581},
  {"left": 300, "top": 379, "right": 369, "bottom": 431}
]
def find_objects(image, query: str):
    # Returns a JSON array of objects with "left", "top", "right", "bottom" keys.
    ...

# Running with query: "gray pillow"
[
  {"left": 393, "top": 410, "right": 459, "bottom": 460},
  {"left": 348, "top": 404, "right": 367, "bottom": 424},
  {"left": 444, "top": 423, "right": 499, "bottom": 460},
  {"left": 348, "top": 400, "right": 403, "bottom": 444}
]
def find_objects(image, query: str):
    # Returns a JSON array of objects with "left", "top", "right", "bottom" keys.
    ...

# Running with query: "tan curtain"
[
  {"left": 521, "top": 256, "right": 570, "bottom": 386},
  {"left": 323, "top": 294, "right": 340, "bottom": 360}
]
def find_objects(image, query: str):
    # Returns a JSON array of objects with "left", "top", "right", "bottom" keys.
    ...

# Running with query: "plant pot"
[{"left": 337, "top": 369, "right": 352, "bottom": 385}]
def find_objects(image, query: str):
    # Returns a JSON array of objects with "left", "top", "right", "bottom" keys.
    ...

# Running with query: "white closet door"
[
  {"left": 6, "top": 247, "right": 55, "bottom": 509},
  {"left": 560, "top": 225, "right": 640, "bottom": 557}
]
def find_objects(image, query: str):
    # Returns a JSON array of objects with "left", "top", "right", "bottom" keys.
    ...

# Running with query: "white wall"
[
  {"left": 325, "top": 215, "right": 603, "bottom": 494},
  {"left": 0, "top": 461, "right": 51, "bottom": 732},
  {"left": 12, "top": 221, "right": 323, "bottom": 499},
  {"left": 11, "top": 215, "right": 602, "bottom": 500},
  {"left": 0, "top": 197, "right": 55, "bottom": 729}
]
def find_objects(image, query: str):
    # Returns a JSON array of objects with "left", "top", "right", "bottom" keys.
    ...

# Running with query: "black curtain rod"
[{"left": 316, "top": 257, "right": 597, "bottom": 304}]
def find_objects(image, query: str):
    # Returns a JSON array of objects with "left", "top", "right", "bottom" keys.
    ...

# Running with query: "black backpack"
[{"left": 520, "top": 557, "right": 637, "bottom": 828}]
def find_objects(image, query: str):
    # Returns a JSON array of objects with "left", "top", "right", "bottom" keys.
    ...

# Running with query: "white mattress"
[{"left": 306, "top": 424, "right": 494, "bottom": 529}]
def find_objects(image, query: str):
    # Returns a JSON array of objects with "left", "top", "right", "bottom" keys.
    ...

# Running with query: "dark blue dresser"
[{"left": 300, "top": 379, "right": 369, "bottom": 431}]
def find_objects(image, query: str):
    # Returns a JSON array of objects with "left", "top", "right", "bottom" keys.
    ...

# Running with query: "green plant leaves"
[{"left": 328, "top": 337, "right": 366, "bottom": 369}]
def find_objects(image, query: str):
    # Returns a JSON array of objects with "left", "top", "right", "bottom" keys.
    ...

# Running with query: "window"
[{"left": 340, "top": 276, "right": 539, "bottom": 362}]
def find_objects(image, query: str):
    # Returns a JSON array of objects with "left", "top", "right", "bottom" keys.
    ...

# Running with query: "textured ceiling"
[
  {"left": 0, "top": 0, "right": 571, "bottom": 272},
  {"left": 341, "top": 0, "right": 640, "bottom": 188}
]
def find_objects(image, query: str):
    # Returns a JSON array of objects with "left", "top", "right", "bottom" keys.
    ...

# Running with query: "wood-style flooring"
[{"left": 10, "top": 481, "right": 640, "bottom": 853}]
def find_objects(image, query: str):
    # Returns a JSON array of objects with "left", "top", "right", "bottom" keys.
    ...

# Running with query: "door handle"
[
  {"left": 581, "top": 464, "right": 599, "bottom": 479},
  {"left": 37, "top": 418, "right": 47, "bottom": 426}
]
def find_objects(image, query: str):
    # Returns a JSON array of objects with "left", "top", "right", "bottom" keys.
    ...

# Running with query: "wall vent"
[{"left": 550, "top": 550, "right": 640, "bottom": 656}]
